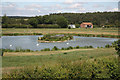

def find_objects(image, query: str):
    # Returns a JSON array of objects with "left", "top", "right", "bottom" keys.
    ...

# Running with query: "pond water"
[{"left": 1, "top": 35, "right": 118, "bottom": 51}]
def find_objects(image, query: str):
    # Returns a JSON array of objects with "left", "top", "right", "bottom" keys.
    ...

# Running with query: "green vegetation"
[
  {"left": 56, "top": 16, "right": 68, "bottom": 28},
  {"left": 2, "top": 48, "right": 119, "bottom": 78},
  {"left": 1, "top": 45, "right": 93, "bottom": 53},
  {"left": 2, "top": 48, "right": 34, "bottom": 52},
  {"left": 2, "top": 28, "right": 118, "bottom": 37},
  {"left": 28, "top": 18, "right": 38, "bottom": 28},
  {"left": 2, "top": 24, "right": 32, "bottom": 28},
  {"left": 2, "top": 15, "right": 68, "bottom": 28},
  {"left": 2, "top": 33, "right": 42, "bottom": 36},
  {"left": 52, "top": 12, "right": 119, "bottom": 27},
  {"left": 115, "top": 40, "right": 120, "bottom": 56},
  {"left": 2, "top": 12, "right": 120, "bottom": 28},
  {"left": 38, "top": 34, "right": 73, "bottom": 42},
  {"left": 41, "top": 48, "right": 51, "bottom": 51}
]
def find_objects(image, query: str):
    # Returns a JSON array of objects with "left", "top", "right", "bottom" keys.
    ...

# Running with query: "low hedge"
[
  {"left": 2, "top": 33, "right": 42, "bottom": 36},
  {"left": 2, "top": 24, "right": 32, "bottom": 28}
]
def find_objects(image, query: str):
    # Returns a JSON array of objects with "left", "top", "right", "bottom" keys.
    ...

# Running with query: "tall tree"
[
  {"left": 36, "top": 16, "right": 43, "bottom": 24},
  {"left": 28, "top": 18, "right": 38, "bottom": 28},
  {"left": 2, "top": 14, "right": 8, "bottom": 24},
  {"left": 56, "top": 16, "right": 68, "bottom": 28}
]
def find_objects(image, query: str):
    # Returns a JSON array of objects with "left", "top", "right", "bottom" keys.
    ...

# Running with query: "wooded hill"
[
  {"left": 2, "top": 12, "right": 120, "bottom": 28},
  {"left": 50, "top": 12, "right": 119, "bottom": 27}
]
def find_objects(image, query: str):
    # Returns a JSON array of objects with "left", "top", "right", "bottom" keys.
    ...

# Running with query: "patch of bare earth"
[{"left": 4, "top": 49, "right": 95, "bottom": 56}]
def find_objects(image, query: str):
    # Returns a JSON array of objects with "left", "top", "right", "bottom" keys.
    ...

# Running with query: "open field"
[
  {"left": 2, "top": 28, "right": 119, "bottom": 35},
  {"left": 2, "top": 48, "right": 119, "bottom": 78}
]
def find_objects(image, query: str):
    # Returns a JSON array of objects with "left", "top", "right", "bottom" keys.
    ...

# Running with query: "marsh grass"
[{"left": 2, "top": 33, "right": 42, "bottom": 36}]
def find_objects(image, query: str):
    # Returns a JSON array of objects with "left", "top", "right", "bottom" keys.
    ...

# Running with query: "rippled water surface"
[{"left": 1, "top": 35, "right": 118, "bottom": 51}]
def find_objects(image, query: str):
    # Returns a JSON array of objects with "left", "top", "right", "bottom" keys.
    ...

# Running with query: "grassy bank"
[
  {"left": 2, "top": 48, "right": 120, "bottom": 78},
  {"left": 2, "top": 28, "right": 118, "bottom": 35},
  {"left": 2, "top": 28, "right": 119, "bottom": 38}
]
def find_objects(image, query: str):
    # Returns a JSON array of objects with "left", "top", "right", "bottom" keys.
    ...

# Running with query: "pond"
[{"left": 1, "top": 35, "right": 118, "bottom": 51}]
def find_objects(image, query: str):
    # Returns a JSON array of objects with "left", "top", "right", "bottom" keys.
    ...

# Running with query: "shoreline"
[
  {"left": 38, "top": 40, "right": 68, "bottom": 43},
  {"left": 2, "top": 33, "right": 119, "bottom": 39}
]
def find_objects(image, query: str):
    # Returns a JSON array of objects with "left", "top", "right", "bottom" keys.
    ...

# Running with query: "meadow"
[
  {"left": 2, "top": 48, "right": 120, "bottom": 79},
  {"left": 2, "top": 28, "right": 118, "bottom": 35}
]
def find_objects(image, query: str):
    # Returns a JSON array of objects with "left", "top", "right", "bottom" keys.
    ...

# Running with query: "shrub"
[
  {"left": 2, "top": 24, "right": 32, "bottom": 28},
  {"left": 68, "top": 46, "right": 73, "bottom": 49},
  {"left": 52, "top": 46, "right": 59, "bottom": 51},
  {"left": 41, "top": 48, "right": 50, "bottom": 51},
  {"left": 97, "top": 47, "right": 100, "bottom": 48},
  {"left": 89, "top": 46, "right": 93, "bottom": 48},
  {"left": 105, "top": 44, "right": 111, "bottom": 48},
  {"left": 115, "top": 40, "right": 120, "bottom": 56},
  {"left": 63, "top": 53, "right": 67, "bottom": 54},
  {"left": 75, "top": 46, "right": 80, "bottom": 49},
  {"left": 61, "top": 47, "right": 65, "bottom": 50}
]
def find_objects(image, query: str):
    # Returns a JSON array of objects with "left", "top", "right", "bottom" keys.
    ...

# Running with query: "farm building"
[
  {"left": 80, "top": 22, "right": 93, "bottom": 28},
  {"left": 68, "top": 24, "right": 76, "bottom": 29}
]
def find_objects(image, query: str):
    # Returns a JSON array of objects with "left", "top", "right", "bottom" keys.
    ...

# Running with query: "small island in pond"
[{"left": 38, "top": 34, "right": 73, "bottom": 43}]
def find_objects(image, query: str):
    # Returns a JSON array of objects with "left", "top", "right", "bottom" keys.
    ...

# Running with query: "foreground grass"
[
  {"left": 2, "top": 48, "right": 120, "bottom": 78},
  {"left": 2, "top": 28, "right": 118, "bottom": 35}
]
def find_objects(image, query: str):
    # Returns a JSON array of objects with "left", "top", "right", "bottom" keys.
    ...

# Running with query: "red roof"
[{"left": 81, "top": 22, "right": 93, "bottom": 25}]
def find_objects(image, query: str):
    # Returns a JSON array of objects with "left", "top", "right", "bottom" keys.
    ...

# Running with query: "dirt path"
[
  {"left": 2, "top": 67, "right": 24, "bottom": 74},
  {"left": 4, "top": 49, "right": 95, "bottom": 56}
]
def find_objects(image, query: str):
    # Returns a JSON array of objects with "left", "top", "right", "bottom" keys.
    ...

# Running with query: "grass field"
[
  {"left": 2, "top": 48, "right": 120, "bottom": 78},
  {"left": 2, "top": 28, "right": 119, "bottom": 35}
]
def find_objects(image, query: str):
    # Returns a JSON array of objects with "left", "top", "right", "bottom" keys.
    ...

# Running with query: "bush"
[
  {"left": 75, "top": 24, "right": 80, "bottom": 28},
  {"left": 89, "top": 46, "right": 93, "bottom": 48},
  {"left": 61, "top": 48, "right": 65, "bottom": 50},
  {"left": 68, "top": 46, "right": 73, "bottom": 49},
  {"left": 52, "top": 46, "right": 59, "bottom": 51},
  {"left": 41, "top": 48, "right": 50, "bottom": 51},
  {"left": 105, "top": 44, "right": 111, "bottom": 48},
  {"left": 115, "top": 40, "right": 120, "bottom": 56},
  {"left": 63, "top": 53, "right": 67, "bottom": 54},
  {"left": 75, "top": 46, "right": 80, "bottom": 49},
  {"left": 2, "top": 24, "right": 32, "bottom": 28}
]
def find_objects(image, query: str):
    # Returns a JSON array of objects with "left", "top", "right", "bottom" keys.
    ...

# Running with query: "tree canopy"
[{"left": 2, "top": 12, "right": 120, "bottom": 28}]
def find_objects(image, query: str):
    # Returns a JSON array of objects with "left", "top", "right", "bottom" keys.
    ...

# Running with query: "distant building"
[
  {"left": 68, "top": 24, "right": 76, "bottom": 29},
  {"left": 80, "top": 22, "right": 93, "bottom": 28}
]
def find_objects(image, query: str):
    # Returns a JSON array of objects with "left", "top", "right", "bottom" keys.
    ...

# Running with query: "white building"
[{"left": 68, "top": 24, "right": 76, "bottom": 29}]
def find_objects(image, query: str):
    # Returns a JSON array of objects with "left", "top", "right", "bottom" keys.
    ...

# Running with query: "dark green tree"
[
  {"left": 56, "top": 16, "right": 68, "bottom": 28},
  {"left": 36, "top": 16, "right": 43, "bottom": 24},
  {"left": 2, "top": 14, "right": 9, "bottom": 27},
  {"left": 28, "top": 18, "right": 38, "bottom": 28},
  {"left": 2, "top": 14, "right": 9, "bottom": 24}
]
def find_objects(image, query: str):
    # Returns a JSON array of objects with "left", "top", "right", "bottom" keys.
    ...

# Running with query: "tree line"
[{"left": 2, "top": 12, "right": 120, "bottom": 28}]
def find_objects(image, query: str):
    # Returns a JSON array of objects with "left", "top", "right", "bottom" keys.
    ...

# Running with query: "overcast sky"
[{"left": 1, "top": 0, "right": 120, "bottom": 16}]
